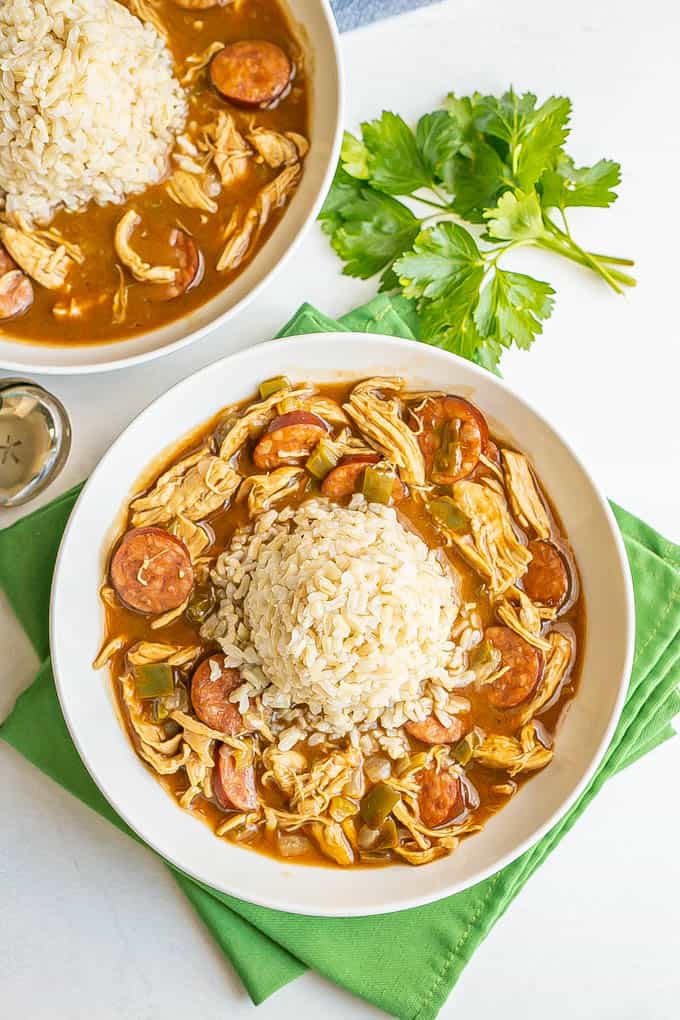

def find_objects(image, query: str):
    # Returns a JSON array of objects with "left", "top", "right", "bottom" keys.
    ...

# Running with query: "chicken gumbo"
[{"left": 97, "top": 377, "right": 583, "bottom": 868}]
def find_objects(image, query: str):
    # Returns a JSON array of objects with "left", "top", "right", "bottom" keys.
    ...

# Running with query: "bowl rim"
[
  {"left": 0, "top": 0, "right": 344, "bottom": 377},
  {"left": 50, "top": 333, "right": 636, "bottom": 916}
]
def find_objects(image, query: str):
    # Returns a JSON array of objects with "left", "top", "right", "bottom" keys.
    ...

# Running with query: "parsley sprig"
[{"left": 319, "top": 90, "right": 635, "bottom": 372}]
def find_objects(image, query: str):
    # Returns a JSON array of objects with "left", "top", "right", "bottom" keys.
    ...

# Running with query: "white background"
[{"left": 1, "top": 0, "right": 679, "bottom": 1016}]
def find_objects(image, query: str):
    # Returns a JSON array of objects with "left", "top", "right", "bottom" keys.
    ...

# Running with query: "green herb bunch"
[{"left": 319, "top": 90, "right": 635, "bottom": 372}]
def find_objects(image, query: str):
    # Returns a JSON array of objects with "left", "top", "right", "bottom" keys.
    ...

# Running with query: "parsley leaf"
[
  {"left": 540, "top": 154, "right": 621, "bottom": 209},
  {"left": 415, "top": 110, "right": 465, "bottom": 190},
  {"left": 360, "top": 111, "right": 432, "bottom": 195},
  {"left": 475, "top": 269, "right": 554, "bottom": 350},
  {"left": 483, "top": 190, "right": 544, "bottom": 241},
  {"left": 470, "top": 90, "right": 571, "bottom": 190},
  {"left": 394, "top": 223, "right": 488, "bottom": 360},
  {"left": 450, "top": 142, "right": 508, "bottom": 223},
  {"left": 395, "top": 222, "right": 483, "bottom": 301},
  {"left": 340, "top": 131, "right": 370, "bottom": 180},
  {"left": 319, "top": 167, "right": 420, "bottom": 285}
]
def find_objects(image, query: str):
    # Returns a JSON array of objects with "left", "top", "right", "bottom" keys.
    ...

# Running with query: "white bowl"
[
  {"left": 0, "top": 0, "right": 342, "bottom": 376},
  {"left": 50, "top": 334, "right": 635, "bottom": 916}
]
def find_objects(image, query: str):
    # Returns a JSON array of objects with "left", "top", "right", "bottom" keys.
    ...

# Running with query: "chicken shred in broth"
[
  {"left": 97, "top": 377, "right": 584, "bottom": 868},
  {"left": 0, "top": 0, "right": 309, "bottom": 345}
]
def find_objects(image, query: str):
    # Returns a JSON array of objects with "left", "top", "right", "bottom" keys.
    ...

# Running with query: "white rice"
[
  {"left": 203, "top": 496, "right": 475, "bottom": 745},
  {"left": 0, "top": 0, "right": 187, "bottom": 223}
]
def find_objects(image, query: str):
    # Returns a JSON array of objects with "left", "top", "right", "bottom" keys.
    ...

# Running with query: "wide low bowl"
[
  {"left": 0, "top": 0, "right": 342, "bottom": 376},
  {"left": 50, "top": 333, "right": 635, "bottom": 916}
]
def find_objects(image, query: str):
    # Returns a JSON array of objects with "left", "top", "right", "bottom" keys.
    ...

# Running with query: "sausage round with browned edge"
[
  {"left": 253, "top": 410, "right": 328, "bottom": 469},
  {"left": 210, "top": 40, "right": 293, "bottom": 109},
  {"left": 149, "top": 230, "right": 204, "bottom": 303},
  {"left": 213, "top": 743, "right": 258, "bottom": 811},
  {"left": 405, "top": 715, "right": 467, "bottom": 746},
  {"left": 191, "top": 654, "right": 248, "bottom": 734},
  {"left": 524, "top": 539, "right": 570, "bottom": 608},
  {"left": 419, "top": 766, "right": 464, "bottom": 828},
  {"left": 411, "top": 395, "right": 489, "bottom": 485},
  {"left": 320, "top": 452, "right": 380, "bottom": 498},
  {"left": 484, "top": 625, "right": 543, "bottom": 709},
  {"left": 110, "top": 526, "right": 194, "bottom": 615}
]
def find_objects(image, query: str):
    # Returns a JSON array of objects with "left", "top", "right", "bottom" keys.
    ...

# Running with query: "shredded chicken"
[
  {"left": 130, "top": 448, "right": 241, "bottom": 526},
  {"left": 0, "top": 224, "right": 73, "bottom": 289},
  {"left": 495, "top": 590, "right": 553, "bottom": 652},
  {"left": 238, "top": 466, "right": 305, "bottom": 515},
  {"left": 112, "top": 265, "right": 128, "bottom": 325},
  {"left": 169, "top": 514, "right": 212, "bottom": 561},
  {"left": 344, "top": 378, "right": 425, "bottom": 486},
  {"left": 473, "top": 722, "right": 553, "bottom": 775},
  {"left": 206, "top": 112, "right": 252, "bottom": 187},
  {"left": 513, "top": 631, "right": 573, "bottom": 726},
  {"left": 217, "top": 163, "right": 301, "bottom": 272},
  {"left": 114, "top": 210, "right": 176, "bottom": 285},
  {"left": 246, "top": 127, "right": 308, "bottom": 169},
  {"left": 309, "top": 821, "right": 355, "bottom": 866},
  {"left": 217, "top": 385, "right": 313, "bottom": 460},
  {"left": 501, "top": 450, "right": 551, "bottom": 539},
  {"left": 181, "top": 40, "right": 224, "bottom": 86},
  {"left": 449, "top": 480, "right": 532, "bottom": 595},
  {"left": 126, "top": 642, "right": 201, "bottom": 668},
  {"left": 166, "top": 170, "right": 218, "bottom": 213},
  {"left": 276, "top": 394, "right": 349, "bottom": 426}
]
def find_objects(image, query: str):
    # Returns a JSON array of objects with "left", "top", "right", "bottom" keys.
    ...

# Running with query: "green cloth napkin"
[{"left": 2, "top": 297, "right": 679, "bottom": 1020}]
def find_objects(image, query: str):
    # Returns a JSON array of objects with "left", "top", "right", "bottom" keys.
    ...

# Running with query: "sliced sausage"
[
  {"left": 411, "top": 395, "right": 488, "bottom": 485},
  {"left": 110, "top": 526, "right": 194, "bottom": 615},
  {"left": 0, "top": 269, "right": 33, "bottom": 320},
  {"left": 405, "top": 715, "right": 467, "bottom": 746},
  {"left": 524, "top": 540, "right": 569, "bottom": 608},
  {"left": 213, "top": 743, "right": 258, "bottom": 811},
  {"left": 484, "top": 626, "right": 543, "bottom": 709},
  {"left": 321, "top": 453, "right": 380, "bottom": 498},
  {"left": 150, "top": 230, "right": 203, "bottom": 302},
  {"left": 0, "top": 246, "right": 33, "bottom": 321},
  {"left": 191, "top": 655, "right": 248, "bottom": 735},
  {"left": 253, "top": 411, "right": 328, "bottom": 469},
  {"left": 419, "top": 766, "right": 464, "bottom": 828},
  {"left": 210, "top": 40, "right": 293, "bottom": 109}
]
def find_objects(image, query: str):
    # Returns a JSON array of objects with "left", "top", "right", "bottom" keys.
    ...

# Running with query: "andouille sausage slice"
[
  {"left": 405, "top": 715, "right": 467, "bottom": 746},
  {"left": 411, "top": 395, "right": 489, "bottom": 485},
  {"left": 524, "top": 540, "right": 570, "bottom": 608},
  {"left": 110, "top": 527, "right": 194, "bottom": 615},
  {"left": 213, "top": 743, "right": 258, "bottom": 812},
  {"left": 150, "top": 230, "right": 204, "bottom": 302},
  {"left": 320, "top": 452, "right": 380, "bottom": 498},
  {"left": 484, "top": 626, "right": 543, "bottom": 709},
  {"left": 419, "top": 766, "right": 464, "bottom": 828},
  {"left": 253, "top": 411, "right": 328, "bottom": 469},
  {"left": 191, "top": 655, "right": 248, "bottom": 735},
  {"left": 210, "top": 40, "right": 293, "bottom": 109}
]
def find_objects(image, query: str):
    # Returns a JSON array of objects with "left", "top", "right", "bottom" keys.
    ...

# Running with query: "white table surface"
[{"left": 2, "top": 0, "right": 679, "bottom": 1016}]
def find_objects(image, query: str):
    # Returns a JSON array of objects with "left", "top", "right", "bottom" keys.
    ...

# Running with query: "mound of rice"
[
  {"left": 0, "top": 0, "right": 187, "bottom": 224},
  {"left": 203, "top": 496, "right": 470, "bottom": 741}
]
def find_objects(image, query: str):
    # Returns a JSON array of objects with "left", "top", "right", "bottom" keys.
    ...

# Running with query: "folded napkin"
[{"left": 1, "top": 297, "right": 679, "bottom": 1019}]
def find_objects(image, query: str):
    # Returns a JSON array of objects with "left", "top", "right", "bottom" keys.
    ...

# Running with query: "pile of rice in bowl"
[
  {"left": 0, "top": 0, "right": 187, "bottom": 224},
  {"left": 201, "top": 496, "right": 481, "bottom": 760}
]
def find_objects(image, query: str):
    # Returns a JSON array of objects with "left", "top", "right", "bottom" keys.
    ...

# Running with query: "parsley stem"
[
  {"left": 585, "top": 252, "right": 636, "bottom": 267},
  {"left": 538, "top": 230, "right": 634, "bottom": 293},
  {"left": 411, "top": 192, "right": 452, "bottom": 212}
]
